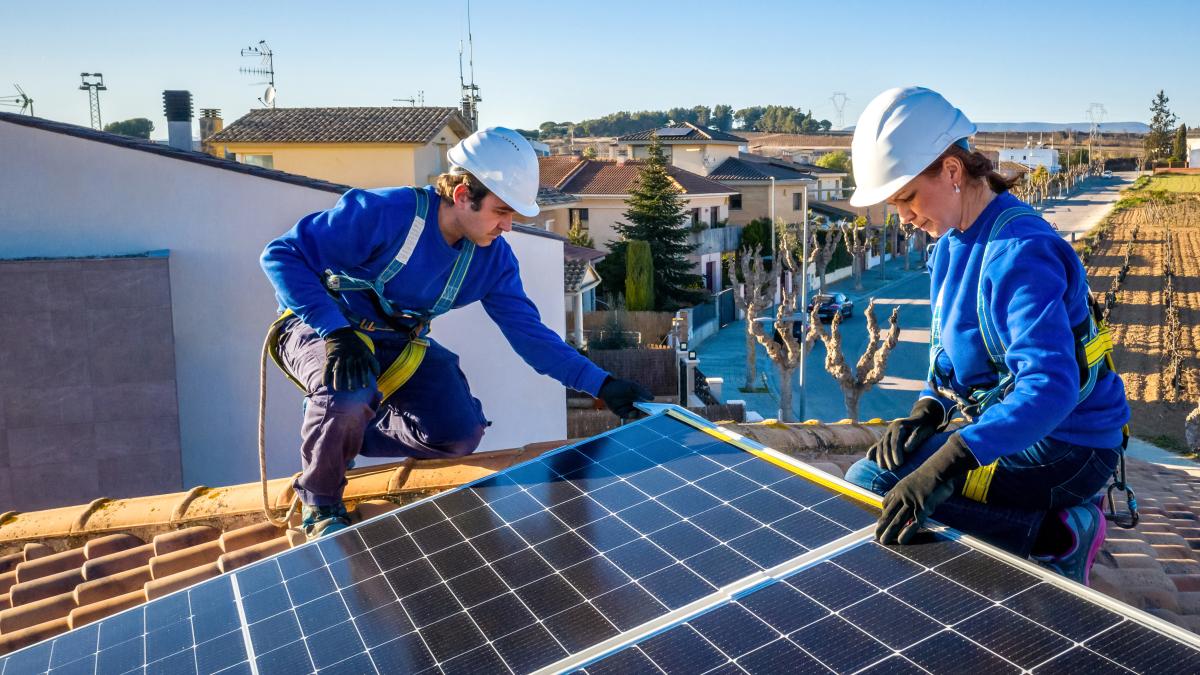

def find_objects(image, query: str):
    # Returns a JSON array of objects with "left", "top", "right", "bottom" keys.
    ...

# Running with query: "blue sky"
[{"left": 3, "top": 0, "right": 1197, "bottom": 136}]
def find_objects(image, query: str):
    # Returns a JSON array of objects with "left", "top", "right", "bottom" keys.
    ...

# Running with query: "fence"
[
  {"left": 568, "top": 403, "right": 746, "bottom": 438},
  {"left": 585, "top": 347, "right": 678, "bottom": 396},
  {"left": 688, "top": 224, "right": 745, "bottom": 256},
  {"left": 571, "top": 310, "right": 676, "bottom": 346}
]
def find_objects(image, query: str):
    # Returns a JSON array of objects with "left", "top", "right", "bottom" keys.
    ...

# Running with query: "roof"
[
  {"left": 538, "top": 156, "right": 587, "bottom": 186},
  {"left": 617, "top": 122, "right": 747, "bottom": 144},
  {"left": 707, "top": 153, "right": 818, "bottom": 182},
  {"left": 0, "top": 112, "right": 348, "bottom": 194},
  {"left": 206, "top": 107, "right": 471, "bottom": 144},
  {"left": 788, "top": 160, "right": 846, "bottom": 176},
  {"left": 1, "top": 419, "right": 1198, "bottom": 656},
  {"left": 535, "top": 185, "right": 580, "bottom": 208},
  {"left": 0, "top": 442, "right": 566, "bottom": 656},
  {"left": 563, "top": 243, "right": 606, "bottom": 263},
  {"left": 748, "top": 132, "right": 854, "bottom": 148},
  {"left": 809, "top": 202, "right": 858, "bottom": 222},
  {"left": 563, "top": 259, "right": 590, "bottom": 294},
  {"left": 541, "top": 157, "right": 737, "bottom": 197}
]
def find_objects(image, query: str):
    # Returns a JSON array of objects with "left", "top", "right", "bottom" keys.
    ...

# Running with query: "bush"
[{"left": 626, "top": 240, "right": 655, "bottom": 311}]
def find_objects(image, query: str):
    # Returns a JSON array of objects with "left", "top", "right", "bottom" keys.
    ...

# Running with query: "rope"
[{"left": 259, "top": 326, "right": 301, "bottom": 530}]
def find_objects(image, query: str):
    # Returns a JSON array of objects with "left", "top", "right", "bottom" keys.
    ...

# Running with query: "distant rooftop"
[
  {"left": 617, "top": 122, "right": 746, "bottom": 144},
  {"left": 539, "top": 157, "right": 737, "bottom": 197},
  {"left": 206, "top": 106, "right": 471, "bottom": 144},
  {"left": 707, "top": 153, "right": 819, "bottom": 182}
]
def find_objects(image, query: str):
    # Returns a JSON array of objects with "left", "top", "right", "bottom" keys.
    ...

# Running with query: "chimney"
[
  {"left": 199, "top": 108, "right": 223, "bottom": 157},
  {"left": 162, "top": 90, "right": 193, "bottom": 151}
]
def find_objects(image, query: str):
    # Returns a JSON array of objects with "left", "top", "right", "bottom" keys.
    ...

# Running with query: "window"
[
  {"left": 569, "top": 208, "right": 589, "bottom": 230},
  {"left": 793, "top": 192, "right": 803, "bottom": 211},
  {"left": 710, "top": 206, "right": 719, "bottom": 227},
  {"left": 544, "top": 218, "right": 555, "bottom": 232},
  {"left": 692, "top": 208, "right": 701, "bottom": 226},
  {"left": 240, "top": 154, "right": 274, "bottom": 169},
  {"left": 730, "top": 193, "right": 742, "bottom": 210}
]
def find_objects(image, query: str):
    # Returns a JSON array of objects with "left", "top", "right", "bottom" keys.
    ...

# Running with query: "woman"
[{"left": 843, "top": 87, "right": 1130, "bottom": 586}]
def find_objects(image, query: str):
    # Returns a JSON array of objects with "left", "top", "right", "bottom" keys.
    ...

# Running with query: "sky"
[{"left": 2, "top": 0, "right": 1197, "bottom": 138}]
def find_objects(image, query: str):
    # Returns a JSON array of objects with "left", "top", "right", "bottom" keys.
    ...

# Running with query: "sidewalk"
[{"left": 697, "top": 251, "right": 928, "bottom": 422}]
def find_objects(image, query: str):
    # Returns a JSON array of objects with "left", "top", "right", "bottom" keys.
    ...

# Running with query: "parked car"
[
  {"left": 1102, "top": 170, "right": 1113, "bottom": 178},
  {"left": 808, "top": 292, "right": 854, "bottom": 323}
]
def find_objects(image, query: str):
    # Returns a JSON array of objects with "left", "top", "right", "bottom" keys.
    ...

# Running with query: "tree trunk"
[
  {"left": 777, "top": 364, "right": 796, "bottom": 422},
  {"left": 743, "top": 330, "right": 758, "bottom": 390},
  {"left": 853, "top": 255, "right": 864, "bottom": 290},
  {"left": 842, "top": 388, "right": 861, "bottom": 422}
]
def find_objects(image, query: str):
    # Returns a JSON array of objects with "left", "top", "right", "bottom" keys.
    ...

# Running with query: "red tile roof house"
[
  {"left": 0, "top": 111, "right": 591, "bottom": 515},
  {"left": 2, "top": 420, "right": 1199, "bottom": 657}
]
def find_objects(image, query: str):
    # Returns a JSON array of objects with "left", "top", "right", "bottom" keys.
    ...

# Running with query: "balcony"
[{"left": 688, "top": 223, "right": 744, "bottom": 255}]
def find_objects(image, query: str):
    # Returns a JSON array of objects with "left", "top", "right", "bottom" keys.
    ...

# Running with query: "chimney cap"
[{"left": 163, "top": 90, "right": 193, "bottom": 122}]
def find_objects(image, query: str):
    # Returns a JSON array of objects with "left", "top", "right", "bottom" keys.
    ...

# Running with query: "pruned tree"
[
  {"left": 811, "top": 224, "right": 843, "bottom": 292},
  {"left": 813, "top": 298, "right": 902, "bottom": 420},
  {"left": 746, "top": 226, "right": 822, "bottom": 421},
  {"left": 732, "top": 243, "right": 773, "bottom": 390},
  {"left": 840, "top": 217, "right": 873, "bottom": 290}
]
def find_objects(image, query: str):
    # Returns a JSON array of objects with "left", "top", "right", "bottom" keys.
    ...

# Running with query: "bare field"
[
  {"left": 1145, "top": 175, "right": 1200, "bottom": 194},
  {"left": 1086, "top": 195, "right": 1200, "bottom": 451}
]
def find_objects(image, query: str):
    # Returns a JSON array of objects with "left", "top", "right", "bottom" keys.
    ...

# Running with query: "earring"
[{"left": 954, "top": 183, "right": 960, "bottom": 194}]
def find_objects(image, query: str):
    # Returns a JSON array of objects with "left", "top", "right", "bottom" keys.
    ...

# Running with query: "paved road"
[{"left": 1040, "top": 171, "right": 1139, "bottom": 240}]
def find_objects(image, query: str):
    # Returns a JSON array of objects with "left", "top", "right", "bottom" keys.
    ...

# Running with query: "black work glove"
[
  {"left": 598, "top": 376, "right": 653, "bottom": 419},
  {"left": 867, "top": 398, "right": 947, "bottom": 472},
  {"left": 876, "top": 432, "right": 979, "bottom": 545},
  {"left": 322, "top": 327, "right": 380, "bottom": 392}
]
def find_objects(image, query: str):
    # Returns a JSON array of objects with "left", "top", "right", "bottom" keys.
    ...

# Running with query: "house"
[
  {"left": 0, "top": 111, "right": 575, "bottom": 510},
  {"left": 537, "top": 156, "right": 737, "bottom": 292},
  {"left": 205, "top": 106, "right": 472, "bottom": 189},
  {"left": 706, "top": 152, "right": 816, "bottom": 227},
  {"left": 744, "top": 131, "right": 853, "bottom": 164},
  {"left": 615, "top": 122, "right": 747, "bottom": 176},
  {"left": 1188, "top": 130, "right": 1200, "bottom": 168},
  {"left": 563, "top": 243, "right": 606, "bottom": 346},
  {"left": 998, "top": 146, "right": 1061, "bottom": 174}
]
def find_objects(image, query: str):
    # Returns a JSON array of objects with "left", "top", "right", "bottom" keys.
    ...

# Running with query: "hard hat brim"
[{"left": 848, "top": 173, "right": 915, "bottom": 207}]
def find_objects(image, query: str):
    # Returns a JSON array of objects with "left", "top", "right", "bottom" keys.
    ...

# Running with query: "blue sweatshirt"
[
  {"left": 920, "top": 191, "right": 1129, "bottom": 465},
  {"left": 260, "top": 185, "right": 610, "bottom": 397}
]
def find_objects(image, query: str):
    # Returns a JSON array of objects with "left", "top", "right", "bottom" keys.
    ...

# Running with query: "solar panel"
[
  {"left": 5, "top": 405, "right": 1199, "bottom": 673},
  {"left": 655, "top": 127, "right": 694, "bottom": 137},
  {"left": 576, "top": 532, "right": 1200, "bottom": 675},
  {"left": 0, "top": 406, "right": 879, "bottom": 674}
]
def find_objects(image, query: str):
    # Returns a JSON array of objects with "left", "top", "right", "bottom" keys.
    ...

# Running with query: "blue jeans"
[
  {"left": 845, "top": 431, "right": 1121, "bottom": 557},
  {"left": 276, "top": 316, "right": 489, "bottom": 506}
]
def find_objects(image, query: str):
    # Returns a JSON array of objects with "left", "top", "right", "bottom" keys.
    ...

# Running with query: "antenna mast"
[
  {"left": 393, "top": 91, "right": 425, "bottom": 106},
  {"left": 79, "top": 73, "right": 106, "bottom": 129},
  {"left": 830, "top": 92, "right": 849, "bottom": 130},
  {"left": 240, "top": 41, "right": 276, "bottom": 108},
  {"left": 0, "top": 84, "right": 34, "bottom": 116},
  {"left": 459, "top": 0, "right": 481, "bottom": 130}
]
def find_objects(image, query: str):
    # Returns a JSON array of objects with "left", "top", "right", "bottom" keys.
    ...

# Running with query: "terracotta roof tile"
[
  {"left": 68, "top": 589, "right": 144, "bottom": 631},
  {"left": 206, "top": 106, "right": 470, "bottom": 145},
  {"left": 81, "top": 534, "right": 142, "bottom": 561},
  {"left": 0, "top": 591, "right": 74, "bottom": 633},
  {"left": 14, "top": 549, "right": 85, "bottom": 585},
  {"left": 538, "top": 156, "right": 584, "bottom": 188},
  {"left": 145, "top": 562, "right": 221, "bottom": 601},
  {"left": 74, "top": 565, "right": 151, "bottom": 607},
  {"left": 82, "top": 543, "right": 154, "bottom": 582},
  {"left": 152, "top": 525, "right": 221, "bottom": 558},
  {"left": 550, "top": 158, "right": 736, "bottom": 196},
  {"left": 149, "top": 539, "right": 223, "bottom": 579},
  {"left": 0, "top": 617, "right": 69, "bottom": 656},
  {"left": 9, "top": 568, "right": 82, "bottom": 607},
  {"left": 219, "top": 537, "right": 291, "bottom": 574}
]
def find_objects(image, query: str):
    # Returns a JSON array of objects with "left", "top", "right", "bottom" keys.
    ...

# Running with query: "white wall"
[{"left": 0, "top": 120, "right": 569, "bottom": 490}]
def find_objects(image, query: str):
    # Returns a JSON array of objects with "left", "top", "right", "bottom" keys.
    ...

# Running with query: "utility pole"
[
  {"left": 1087, "top": 103, "right": 1106, "bottom": 173},
  {"left": 797, "top": 188, "right": 809, "bottom": 421},
  {"left": 769, "top": 176, "right": 776, "bottom": 263},
  {"left": 458, "top": 0, "right": 482, "bottom": 131},
  {"left": 79, "top": 73, "right": 106, "bottom": 129}
]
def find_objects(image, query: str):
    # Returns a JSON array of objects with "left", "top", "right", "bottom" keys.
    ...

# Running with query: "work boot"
[
  {"left": 1034, "top": 503, "right": 1106, "bottom": 586},
  {"left": 301, "top": 503, "right": 351, "bottom": 541}
]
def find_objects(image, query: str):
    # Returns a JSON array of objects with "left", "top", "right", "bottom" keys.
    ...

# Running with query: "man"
[{"left": 261, "top": 127, "right": 652, "bottom": 539}]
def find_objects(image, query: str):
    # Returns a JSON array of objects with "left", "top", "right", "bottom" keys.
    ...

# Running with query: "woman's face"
[{"left": 886, "top": 158, "right": 962, "bottom": 238}]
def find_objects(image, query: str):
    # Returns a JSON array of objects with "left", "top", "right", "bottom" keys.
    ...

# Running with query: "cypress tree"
[
  {"left": 607, "top": 137, "right": 705, "bottom": 310},
  {"left": 625, "top": 240, "right": 655, "bottom": 311}
]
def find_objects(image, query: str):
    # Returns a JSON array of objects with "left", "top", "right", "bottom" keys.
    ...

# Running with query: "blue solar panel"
[{"left": 4, "top": 406, "right": 1197, "bottom": 674}]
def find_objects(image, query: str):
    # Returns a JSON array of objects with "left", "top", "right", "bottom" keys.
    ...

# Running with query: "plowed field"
[{"left": 1085, "top": 195, "right": 1200, "bottom": 452}]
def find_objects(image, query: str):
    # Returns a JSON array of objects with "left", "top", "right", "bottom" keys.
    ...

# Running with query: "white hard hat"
[
  {"left": 447, "top": 126, "right": 541, "bottom": 218},
  {"left": 849, "top": 86, "right": 977, "bottom": 207}
]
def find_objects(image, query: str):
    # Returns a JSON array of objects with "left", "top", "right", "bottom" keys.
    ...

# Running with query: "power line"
[
  {"left": 0, "top": 84, "right": 33, "bottom": 116},
  {"left": 830, "top": 92, "right": 849, "bottom": 130}
]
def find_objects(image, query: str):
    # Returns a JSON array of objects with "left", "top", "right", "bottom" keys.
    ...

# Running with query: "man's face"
[{"left": 455, "top": 189, "right": 515, "bottom": 247}]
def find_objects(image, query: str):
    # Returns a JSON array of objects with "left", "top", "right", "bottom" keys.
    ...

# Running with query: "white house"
[
  {"left": 999, "top": 146, "right": 1062, "bottom": 173},
  {"left": 1188, "top": 131, "right": 1200, "bottom": 168},
  {"left": 0, "top": 112, "right": 575, "bottom": 493}
]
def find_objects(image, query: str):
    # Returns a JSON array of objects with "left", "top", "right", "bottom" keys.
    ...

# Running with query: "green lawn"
[{"left": 1144, "top": 174, "right": 1200, "bottom": 193}]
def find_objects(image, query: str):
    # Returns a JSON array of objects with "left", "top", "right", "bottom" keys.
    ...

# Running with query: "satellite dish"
[{"left": 262, "top": 85, "right": 276, "bottom": 106}]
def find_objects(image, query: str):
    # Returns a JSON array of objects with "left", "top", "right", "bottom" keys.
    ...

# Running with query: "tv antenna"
[
  {"left": 459, "top": 0, "right": 481, "bottom": 130},
  {"left": 0, "top": 84, "right": 33, "bottom": 116},
  {"left": 830, "top": 92, "right": 849, "bottom": 129},
  {"left": 393, "top": 91, "right": 425, "bottom": 106},
  {"left": 79, "top": 73, "right": 106, "bottom": 129},
  {"left": 240, "top": 40, "right": 276, "bottom": 108}
]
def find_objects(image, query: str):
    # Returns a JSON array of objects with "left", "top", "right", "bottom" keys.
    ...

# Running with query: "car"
[
  {"left": 1102, "top": 170, "right": 1113, "bottom": 178},
  {"left": 807, "top": 292, "right": 854, "bottom": 323}
]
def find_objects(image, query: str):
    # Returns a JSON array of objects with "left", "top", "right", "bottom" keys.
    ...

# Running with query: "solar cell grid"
[
  {"left": 582, "top": 533, "right": 1200, "bottom": 675},
  {"left": 6, "top": 406, "right": 1199, "bottom": 675}
]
